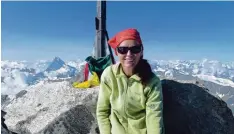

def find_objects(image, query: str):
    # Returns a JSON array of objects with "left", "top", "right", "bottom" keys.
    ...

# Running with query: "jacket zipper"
[{"left": 124, "top": 78, "right": 129, "bottom": 133}]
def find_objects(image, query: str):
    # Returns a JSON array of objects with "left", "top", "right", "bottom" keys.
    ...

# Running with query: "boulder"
[{"left": 162, "top": 80, "right": 234, "bottom": 134}]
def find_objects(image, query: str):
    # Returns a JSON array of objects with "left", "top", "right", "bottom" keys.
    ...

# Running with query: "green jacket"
[{"left": 96, "top": 63, "right": 164, "bottom": 134}]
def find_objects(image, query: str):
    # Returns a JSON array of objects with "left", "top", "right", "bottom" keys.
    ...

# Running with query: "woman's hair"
[{"left": 135, "top": 56, "right": 154, "bottom": 86}]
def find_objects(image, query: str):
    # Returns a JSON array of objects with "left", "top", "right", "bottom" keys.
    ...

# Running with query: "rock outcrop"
[
  {"left": 161, "top": 80, "right": 234, "bottom": 134},
  {"left": 2, "top": 81, "right": 99, "bottom": 134},
  {"left": 2, "top": 80, "right": 234, "bottom": 134}
]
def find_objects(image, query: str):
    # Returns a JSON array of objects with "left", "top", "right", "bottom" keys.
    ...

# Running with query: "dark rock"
[
  {"left": 39, "top": 105, "right": 94, "bottom": 134},
  {"left": 1, "top": 95, "right": 12, "bottom": 109},
  {"left": 162, "top": 80, "right": 234, "bottom": 134},
  {"left": 1, "top": 95, "right": 10, "bottom": 107},
  {"left": 15, "top": 90, "right": 27, "bottom": 99}
]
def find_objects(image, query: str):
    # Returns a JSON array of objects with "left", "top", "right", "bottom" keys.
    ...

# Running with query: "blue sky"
[{"left": 1, "top": 1, "right": 234, "bottom": 62}]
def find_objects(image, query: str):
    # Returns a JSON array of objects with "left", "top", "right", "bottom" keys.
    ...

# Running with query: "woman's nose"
[{"left": 126, "top": 50, "right": 133, "bottom": 56}]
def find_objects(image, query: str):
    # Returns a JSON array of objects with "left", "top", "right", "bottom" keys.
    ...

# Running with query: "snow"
[
  {"left": 29, "top": 60, "right": 52, "bottom": 73},
  {"left": 194, "top": 74, "right": 234, "bottom": 88},
  {"left": 179, "top": 71, "right": 190, "bottom": 75},
  {"left": 154, "top": 67, "right": 166, "bottom": 72},
  {"left": 193, "top": 68, "right": 199, "bottom": 74},
  {"left": 66, "top": 59, "right": 84, "bottom": 69},
  {"left": 1, "top": 58, "right": 234, "bottom": 95},
  {"left": 165, "top": 70, "right": 174, "bottom": 79},
  {"left": 1, "top": 69, "right": 29, "bottom": 95},
  {"left": 215, "top": 92, "right": 225, "bottom": 99},
  {"left": 1, "top": 61, "right": 26, "bottom": 69},
  {"left": 1, "top": 57, "right": 80, "bottom": 95}
]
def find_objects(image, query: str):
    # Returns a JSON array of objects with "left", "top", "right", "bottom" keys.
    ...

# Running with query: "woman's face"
[{"left": 116, "top": 40, "right": 143, "bottom": 69}]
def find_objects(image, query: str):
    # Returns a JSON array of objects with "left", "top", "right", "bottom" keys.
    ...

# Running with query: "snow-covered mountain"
[
  {"left": 42, "top": 57, "right": 78, "bottom": 80},
  {"left": 150, "top": 59, "right": 234, "bottom": 87},
  {"left": 1, "top": 58, "right": 234, "bottom": 114},
  {"left": 1, "top": 57, "right": 84, "bottom": 95},
  {"left": 2, "top": 58, "right": 234, "bottom": 94},
  {"left": 1, "top": 58, "right": 234, "bottom": 93}
]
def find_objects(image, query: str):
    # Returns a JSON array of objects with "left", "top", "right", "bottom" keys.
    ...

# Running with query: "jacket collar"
[{"left": 113, "top": 63, "right": 141, "bottom": 81}]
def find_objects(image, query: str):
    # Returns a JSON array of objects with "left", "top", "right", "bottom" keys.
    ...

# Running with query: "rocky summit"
[{"left": 2, "top": 80, "right": 234, "bottom": 134}]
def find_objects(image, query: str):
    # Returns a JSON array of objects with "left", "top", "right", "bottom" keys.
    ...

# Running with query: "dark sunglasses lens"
[
  {"left": 117, "top": 47, "right": 128, "bottom": 54},
  {"left": 117, "top": 46, "right": 142, "bottom": 54},
  {"left": 130, "top": 46, "right": 142, "bottom": 53}
]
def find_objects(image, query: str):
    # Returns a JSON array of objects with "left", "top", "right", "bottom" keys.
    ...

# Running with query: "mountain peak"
[
  {"left": 45, "top": 57, "right": 65, "bottom": 72},
  {"left": 53, "top": 57, "right": 64, "bottom": 62}
]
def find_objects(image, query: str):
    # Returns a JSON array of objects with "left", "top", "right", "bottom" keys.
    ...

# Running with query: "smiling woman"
[{"left": 96, "top": 28, "right": 164, "bottom": 134}]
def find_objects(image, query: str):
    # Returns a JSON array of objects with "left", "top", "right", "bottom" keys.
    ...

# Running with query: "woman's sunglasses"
[{"left": 117, "top": 46, "right": 142, "bottom": 54}]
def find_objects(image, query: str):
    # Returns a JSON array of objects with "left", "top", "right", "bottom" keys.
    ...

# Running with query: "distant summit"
[
  {"left": 45, "top": 57, "right": 65, "bottom": 72},
  {"left": 42, "top": 57, "right": 77, "bottom": 80}
]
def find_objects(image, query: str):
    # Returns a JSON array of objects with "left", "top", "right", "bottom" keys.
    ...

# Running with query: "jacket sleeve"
[
  {"left": 96, "top": 74, "right": 112, "bottom": 134},
  {"left": 145, "top": 78, "right": 164, "bottom": 134}
]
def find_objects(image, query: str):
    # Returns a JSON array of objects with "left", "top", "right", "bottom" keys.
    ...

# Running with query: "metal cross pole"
[{"left": 95, "top": 0, "right": 107, "bottom": 58}]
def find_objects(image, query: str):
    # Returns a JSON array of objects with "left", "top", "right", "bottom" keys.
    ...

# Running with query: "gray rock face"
[
  {"left": 3, "top": 80, "right": 234, "bottom": 134},
  {"left": 162, "top": 80, "right": 234, "bottom": 134},
  {"left": 1, "top": 95, "right": 10, "bottom": 107},
  {"left": 1, "top": 94, "right": 15, "bottom": 110},
  {"left": 1, "top": 125, "right": 9, "bottom": 134},
  {"left": 15, "top": 90, "right": 27, "bottom": 100}
]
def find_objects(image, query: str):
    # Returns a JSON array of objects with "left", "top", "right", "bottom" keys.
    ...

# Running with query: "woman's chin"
[{"left": 123, "top": 62, "right": 136, "bottom": 68}]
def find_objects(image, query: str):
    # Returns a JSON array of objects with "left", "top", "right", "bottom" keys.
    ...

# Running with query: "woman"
[{"left": 96, "top": 28, "right": 164, "bottom": 134}]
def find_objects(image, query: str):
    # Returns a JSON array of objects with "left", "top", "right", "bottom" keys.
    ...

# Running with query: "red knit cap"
[{"left": 108, "top": 28, "right": 143, "bottom": 52}]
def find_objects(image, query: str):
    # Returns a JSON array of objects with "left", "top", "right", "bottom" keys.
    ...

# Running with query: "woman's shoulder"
[
  {"left": 147, "top": 73, "right": 161, "bottom": 88},
  {"left": 151, "top": 73, "right": 161, "bottom": 82},
  {"left": 143, "top": 74, "right": 162, "bottom": 96},
  {"left": 101, "top": 63, "right": 120, "bottom": 79}
]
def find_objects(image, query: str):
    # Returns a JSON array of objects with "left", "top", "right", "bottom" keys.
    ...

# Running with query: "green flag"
[{"left": 85, "top": 54, "right": 112, "bottom": 79}]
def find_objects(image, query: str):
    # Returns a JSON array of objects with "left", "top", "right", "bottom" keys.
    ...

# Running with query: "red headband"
[{"left": 108, "top": 28, "right": 142, "bottom": 55}]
